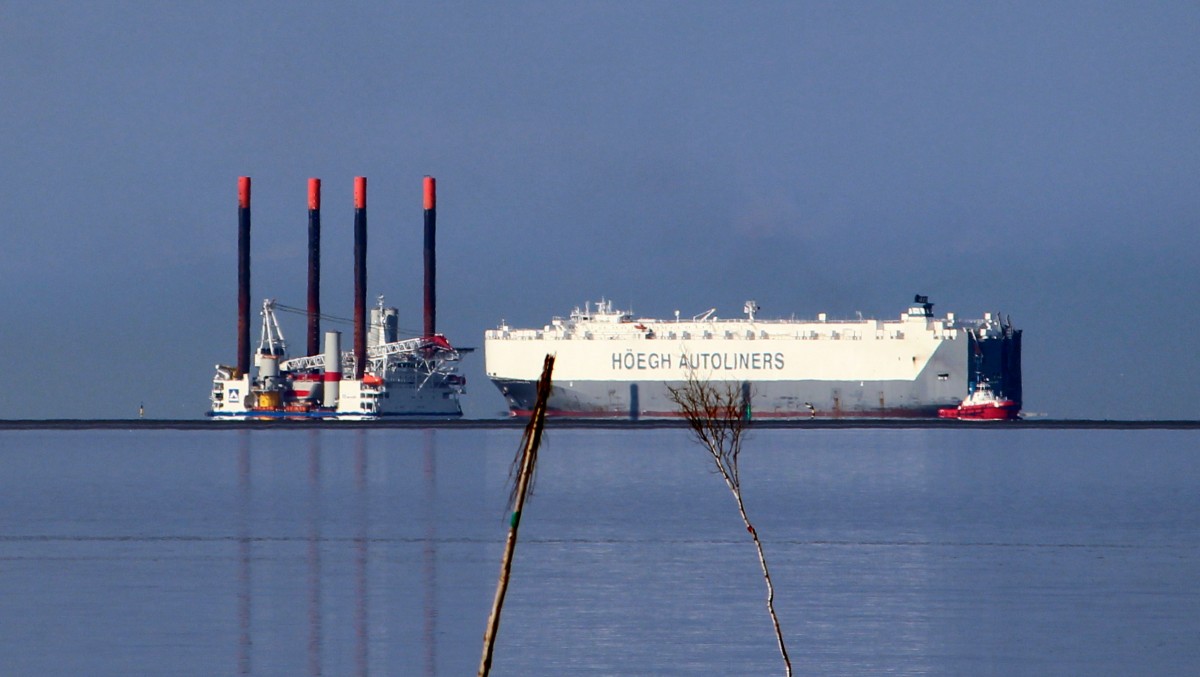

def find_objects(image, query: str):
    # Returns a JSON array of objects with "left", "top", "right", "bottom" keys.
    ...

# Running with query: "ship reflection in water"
[
  {"left": 1, "top": 428, "right": 1198, "bottom": 674},
  {"left": 232, "top": 429, "right": 484, "bottom": 677}
]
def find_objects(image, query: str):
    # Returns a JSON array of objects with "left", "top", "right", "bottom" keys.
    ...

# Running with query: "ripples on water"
[{"left": 1, "top": 428, "right": 1197, "bottom": 675}]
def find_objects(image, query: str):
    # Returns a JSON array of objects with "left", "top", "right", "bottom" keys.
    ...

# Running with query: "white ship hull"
[{"left": 485, "top": 298, "right": 1021, "bottom": 419}]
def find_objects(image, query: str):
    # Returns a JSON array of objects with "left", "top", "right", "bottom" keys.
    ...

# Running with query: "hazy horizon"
[{"left": 2, "top": 3, "right": 1197, "bottom": 420}]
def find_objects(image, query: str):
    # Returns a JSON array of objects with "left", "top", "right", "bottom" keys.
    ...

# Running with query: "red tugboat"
[{"left": 938, "top": 379, "right": 1020, "bottom": 420}]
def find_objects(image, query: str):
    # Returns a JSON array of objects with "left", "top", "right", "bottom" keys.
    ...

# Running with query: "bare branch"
[{"left": 667, "top": 371, "right": 792, "bottom": 677}]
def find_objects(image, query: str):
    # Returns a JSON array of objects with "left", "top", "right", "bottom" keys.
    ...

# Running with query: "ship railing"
[
  {"left": 280, "top": 354, "right": 326, "bottom": 371},
  {"left": 280, "top": 337, "right": 442, "bottom": 372},
  {"left": 369, "top": 337, "right": 428, "bottom": 358}
]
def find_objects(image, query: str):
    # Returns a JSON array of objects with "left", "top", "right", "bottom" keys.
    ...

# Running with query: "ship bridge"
[
  {"left": 570, "top": 299, "right": 631, "bottom": 325},
  {"left": 907, "top": 294, "right": 935, "bottom": 318}
]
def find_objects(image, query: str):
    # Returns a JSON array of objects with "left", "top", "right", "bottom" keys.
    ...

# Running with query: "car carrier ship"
[
  {"left": 209, "top": 176, "right": 466, "bottom": 420},
  {"left": 484, "top": 296, "right": 1020, "bottom": 419}
]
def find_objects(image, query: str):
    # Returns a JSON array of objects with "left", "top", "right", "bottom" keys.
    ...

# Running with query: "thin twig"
[{"left": 668, "top": 373, "right": 792, "bottom": 676}]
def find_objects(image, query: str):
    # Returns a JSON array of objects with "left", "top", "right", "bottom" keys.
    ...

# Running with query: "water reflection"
[
  {"left": 230, "top": 428, "right": 461, "bottom": 676},
  {"left": 422, "top": 429, "right": 437, "bottom": 677},
  {"left": 1, "top": 429, "right": 1197, "bottom": 674},
  {"left": 237, "top": 430, "right": 252, "bottom": 676},
  {"left": 306, "top": 431, "right": 322, "bottom": 676},
  {"left": 354, "top": 430, "right": 368, "bottom": 677}
]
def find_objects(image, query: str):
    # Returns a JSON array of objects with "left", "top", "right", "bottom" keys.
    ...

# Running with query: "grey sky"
[{"left": 2, "top": 2, "right": 1197, "bottom": 419}]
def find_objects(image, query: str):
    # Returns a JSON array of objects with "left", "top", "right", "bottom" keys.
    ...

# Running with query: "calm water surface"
[{"left": 1, "top": 428, "right": 1197, "bottom": 675}]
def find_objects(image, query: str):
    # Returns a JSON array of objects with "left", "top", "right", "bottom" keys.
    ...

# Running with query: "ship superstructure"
[
  {"left": 209, "top": 176, "right": 466, "bottom": 420},
  {"left": 485, "top": 296, "right": 1020, "bottom": 419},
  {"left": 210, "top": 298, "right": 465, "bottom": 419}
]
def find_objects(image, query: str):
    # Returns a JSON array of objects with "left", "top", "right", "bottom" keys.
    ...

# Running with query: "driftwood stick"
[{"left": 478, "top": 354, "right": 555, "bottom": 677}]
